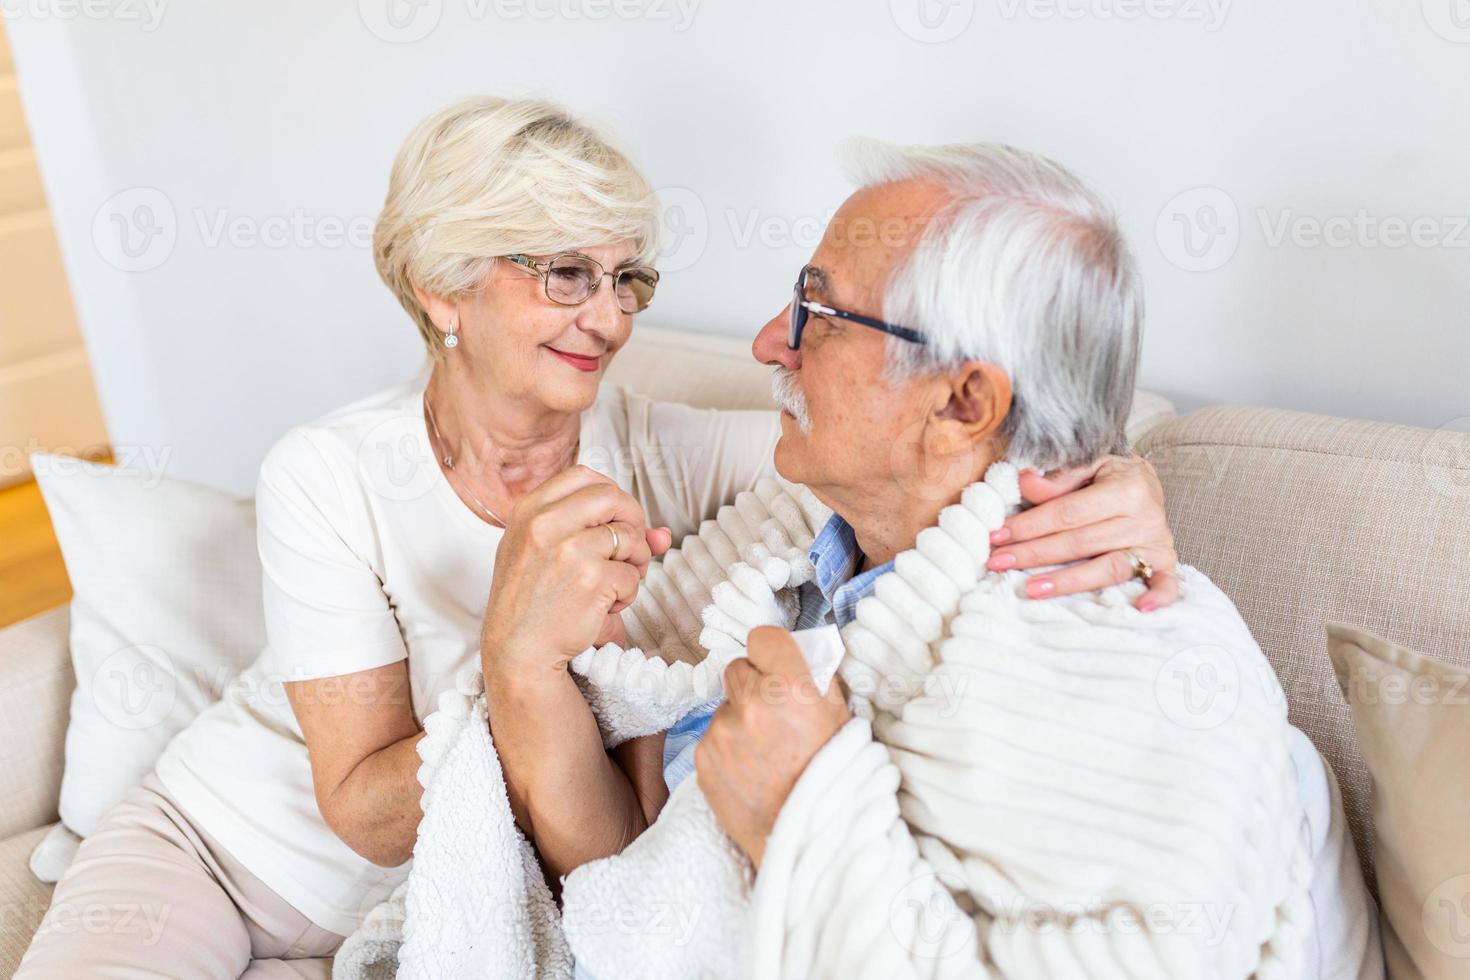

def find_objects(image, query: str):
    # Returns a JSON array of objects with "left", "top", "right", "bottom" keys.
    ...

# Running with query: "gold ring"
[
  {"left": 607, "top": 524, "right": 619, "bottom": 557},
  {"left": 1123, "top": 548, "right": 1153, "bottom": 581}
]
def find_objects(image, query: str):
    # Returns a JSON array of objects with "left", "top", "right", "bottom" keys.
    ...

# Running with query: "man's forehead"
[{"left": 809, "top": 179, "right": 950, "bottom": 305}]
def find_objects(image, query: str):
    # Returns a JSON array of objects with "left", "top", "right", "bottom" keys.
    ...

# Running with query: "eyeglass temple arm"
[
  {"left": 802, "top": 301, "right": 927, "bottom": 345},
  {"left": 506, "top": 253, "right": 655, "bottom": 280}
]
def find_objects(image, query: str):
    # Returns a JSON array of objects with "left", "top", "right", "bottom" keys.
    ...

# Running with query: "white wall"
[{"left": 8, "top": 0, "right": 1469, "bottom": 495}]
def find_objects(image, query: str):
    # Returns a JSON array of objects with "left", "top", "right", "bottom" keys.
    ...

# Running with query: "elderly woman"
[{"left": 17, "top": 99, "right": 1177, "bottom": 978}]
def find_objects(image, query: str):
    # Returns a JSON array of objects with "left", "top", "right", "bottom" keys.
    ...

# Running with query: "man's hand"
[
  {"left": 695, "top": 627, "right": 851, "bottom": 867},
  {"left": 986, "top": 453, "right": 1179, "bottom": 611}
]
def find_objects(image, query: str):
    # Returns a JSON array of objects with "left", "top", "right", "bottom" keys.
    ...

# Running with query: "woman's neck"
[{"left": 426, "top": 363, "right": 582, "bottom": 504}]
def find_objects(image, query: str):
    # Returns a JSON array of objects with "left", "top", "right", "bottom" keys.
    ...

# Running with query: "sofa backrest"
[{"left": 1138, "top": 406, "right": 1470, "bottom": 887}]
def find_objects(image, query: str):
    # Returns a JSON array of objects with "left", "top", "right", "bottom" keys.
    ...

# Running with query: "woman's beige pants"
[{"left": 15, "top": 772, "right": 344, "bottom": 979}]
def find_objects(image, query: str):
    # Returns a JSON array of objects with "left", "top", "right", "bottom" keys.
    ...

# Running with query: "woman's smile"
[{"left": 544, "top": 345, "right": 602, "bottom": 372}]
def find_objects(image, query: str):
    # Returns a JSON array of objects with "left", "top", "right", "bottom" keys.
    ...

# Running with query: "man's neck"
[
  {"left": 833, "top": 484, "right": 973, "bottom": 573},
  {"left": 819, "top": 446, "right": 1003, "bottom": 570}
]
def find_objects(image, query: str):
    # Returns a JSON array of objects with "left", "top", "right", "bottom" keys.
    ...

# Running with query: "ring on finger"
[
  {"left": 1122, "top": 548, "right": 1153, "bottom": 582},
  {"left": 607, "top": 524, "right": 619, "bottom": 558}
]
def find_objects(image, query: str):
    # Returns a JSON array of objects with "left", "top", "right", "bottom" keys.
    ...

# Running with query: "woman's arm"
[
  {"left": 487, "top": 668, "right": 663, "bottom": 876},
  {"left": 479, "top": 464, "right": 674, "bottom": 879},
  {"left": 257, "top": 428, "right": 432, "bottom": 866},
  {"left": 287, "top": 661, "right": 425, "bottom": 867},
  {"left": 630, "top": 396, "right": 781, "bottom": 536}
]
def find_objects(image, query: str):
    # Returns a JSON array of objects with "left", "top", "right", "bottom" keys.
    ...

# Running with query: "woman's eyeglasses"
[
  {"left": 789, "top": 264, "right": 926, "bottom": 350},
  {"left": 504, "top": 252, "right": 660, "bottom": 314}
]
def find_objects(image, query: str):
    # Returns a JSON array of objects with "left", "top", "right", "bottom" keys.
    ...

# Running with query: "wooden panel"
[
  {"left": 0, "top": 475, "right": 73, "bottom": 627},
  {"left": 0, "top": 31, "right": 109, "bottom": 497},
  {"left": 0, "top": 76, "right": 25, "bottom": 152},
  {"left": 0, "top": 211, "right": 84, "bottom": 366},
  {"left": 0, "top": 346, "right": 110, "bottom": 485},
  {"left": 0, "top": 147, "right": 46, "bottom": 215}
]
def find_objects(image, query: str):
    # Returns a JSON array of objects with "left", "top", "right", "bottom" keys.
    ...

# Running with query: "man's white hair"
[{"left": 841, "top": 139, "right": 1143, "bottom": 472}]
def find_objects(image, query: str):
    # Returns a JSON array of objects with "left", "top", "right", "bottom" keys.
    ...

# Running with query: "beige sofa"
[{"left": 2, "top": 325, "right": 1467, "bottom": 977}]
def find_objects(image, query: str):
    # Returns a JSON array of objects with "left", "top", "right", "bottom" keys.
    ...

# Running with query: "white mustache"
[{"left": 770, "top": 368, "right": 812, "bottom": 434}]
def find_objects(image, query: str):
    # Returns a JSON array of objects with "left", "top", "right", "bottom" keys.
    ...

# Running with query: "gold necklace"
[{"left": 423, "top": 390, "right": 508, "bottom": 528}]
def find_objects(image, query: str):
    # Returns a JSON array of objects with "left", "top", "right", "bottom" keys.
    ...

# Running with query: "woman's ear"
[
  {"left": 410, "top": 282, "right": 457, "bottom": 335},
  {"left": 923, "top": 361, "right": 1013, "bottom": 458}
]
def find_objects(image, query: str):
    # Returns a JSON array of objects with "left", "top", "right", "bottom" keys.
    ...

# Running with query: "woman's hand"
[
  {"left": 986, "top": 454, "right": 1179, "bottom": 611},
  {"left": 481, "top": 465, "right": 674, "bottom": 872},
  {"left": 481, "top": 465, "right": 672, "bottom": 685}
]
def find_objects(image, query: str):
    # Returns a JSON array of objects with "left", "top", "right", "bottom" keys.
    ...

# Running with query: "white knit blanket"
[{"left": 337, "top": 464, "right": 1315, "bottom": 980}]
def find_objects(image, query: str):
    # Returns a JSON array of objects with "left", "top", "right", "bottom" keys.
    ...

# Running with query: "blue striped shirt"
[
  {"left": 660, "top": 513, "right": 889, "bottom": 792},
  {"left": 797, "top": 513, "right": 895, "bottom": 631}
]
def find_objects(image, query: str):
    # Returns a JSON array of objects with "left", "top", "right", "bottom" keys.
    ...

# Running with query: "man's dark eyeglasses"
[{"left": 788, "top": 265, "right": 927, "bottom": 350}]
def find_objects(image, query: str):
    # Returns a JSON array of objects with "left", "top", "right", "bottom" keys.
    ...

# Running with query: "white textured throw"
[
  {"left": 332, "top": 477, "right": 830, "bottom": 980},
  {"left": 339, "top": 463, "right": 1314, "bottom": 980}
]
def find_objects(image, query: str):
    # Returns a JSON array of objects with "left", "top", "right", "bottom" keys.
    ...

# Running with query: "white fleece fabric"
[{"left": 333, "top": 477, "right": 830, "bottom": 980}]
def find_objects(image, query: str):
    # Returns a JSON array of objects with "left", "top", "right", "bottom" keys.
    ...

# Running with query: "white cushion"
[
  {"left": 27, "top": 822, "right": 79, "bottom": 883},
  {"left": 29, "top": 453, "right": 264, "bottom": 877}
]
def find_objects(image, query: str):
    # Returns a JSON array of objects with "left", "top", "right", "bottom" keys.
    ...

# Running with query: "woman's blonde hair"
[{"left": 373, "top": 96, "right": 660, "bottom": 357}]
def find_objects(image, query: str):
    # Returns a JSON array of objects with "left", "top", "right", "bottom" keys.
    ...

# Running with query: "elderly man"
[{"left": 677, "top": 142, "right": 1382, "bottom": 978}]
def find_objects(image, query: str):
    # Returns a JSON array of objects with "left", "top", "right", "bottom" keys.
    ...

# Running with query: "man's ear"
[
  {"left": 924, "top": 361, "right": 1013, "bottom": 458},
  {"left": 410, "top": 282, "right": 457, "bottom": 335}
]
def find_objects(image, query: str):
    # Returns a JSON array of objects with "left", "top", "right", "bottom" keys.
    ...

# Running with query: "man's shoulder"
[{"left": 946, "top": 564, "right": 1273, "bottom": 691}]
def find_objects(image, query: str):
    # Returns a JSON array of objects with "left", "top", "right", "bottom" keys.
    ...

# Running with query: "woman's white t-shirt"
[{"left": 153, "top": 372, "right": 780, "bottom": 936}]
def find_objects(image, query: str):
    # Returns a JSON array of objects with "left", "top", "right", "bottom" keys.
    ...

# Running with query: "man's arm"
[{"left": 696, "top": 628, "right": 984, "bottom": 975}]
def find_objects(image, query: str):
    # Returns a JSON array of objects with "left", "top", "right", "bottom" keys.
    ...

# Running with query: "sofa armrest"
[{"left": 0, "top": 604, "right": 73, "bottom": 840}]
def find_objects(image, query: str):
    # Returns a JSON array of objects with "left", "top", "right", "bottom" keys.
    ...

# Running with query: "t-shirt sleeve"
[
  {"left": 254, "top": 427, "right": 409, "bottom": 682},
  {"left": 629, "top": 395, "right": 782, "bottom": 539}
]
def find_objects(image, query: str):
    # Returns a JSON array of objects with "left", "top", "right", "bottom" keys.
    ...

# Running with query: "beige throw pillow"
[
  {"left": 29, "top": 453, "right": 265, "bottom": 880},
  {"left": 1328, "top": 623, "right": 1470, "bottom": 980}
]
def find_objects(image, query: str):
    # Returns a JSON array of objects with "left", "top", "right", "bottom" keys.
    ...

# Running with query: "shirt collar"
[{"left": 807, "top": 513, "right": 895, "bottom": 629}]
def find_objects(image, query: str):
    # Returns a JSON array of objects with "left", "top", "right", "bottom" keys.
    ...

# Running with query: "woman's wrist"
[{"left": 481, "top": 639, "right": 571, "bottom": 702}]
